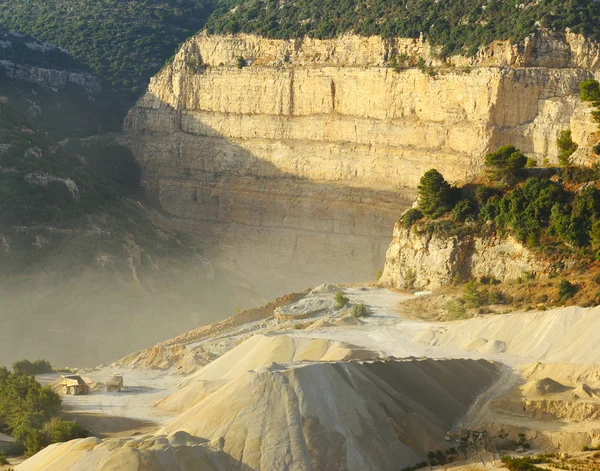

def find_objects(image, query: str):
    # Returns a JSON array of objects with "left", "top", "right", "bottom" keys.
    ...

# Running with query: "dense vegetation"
[
  {"left": 3, "top": 0, "right": 600, "bottom": 98},
  {"left": 0, "top": 29, "right": 122, "bottom": 139},
  {"left": 12, "top": 360, "right": 52, "bottom": 375},
  {"left": 410, "top": 80, "right": 600, "bottom": 265},
  {"left": 205, "top": 0, "right": 600, "bottom": 56},
  {"left": 0, "top": 367, "right": 88, "bottom": 456},
  {"left": 0, "top": 0, "right": 215, "bottom": 95},
  {"left": 0, "top": 96, "right": 196, "bottom": 275}
]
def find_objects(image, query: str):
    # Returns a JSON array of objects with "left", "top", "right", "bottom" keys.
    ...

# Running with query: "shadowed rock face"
[{"left": 122, "top": 32, "right": 599, "bottom": 298}]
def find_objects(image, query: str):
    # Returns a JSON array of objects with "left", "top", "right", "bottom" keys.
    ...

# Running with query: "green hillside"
[
  {"left": 0, "top": 0, "right": 215, "bottom": 96},
  {"left": 205, "top": 0, "right": 600, "bottom": 57}
]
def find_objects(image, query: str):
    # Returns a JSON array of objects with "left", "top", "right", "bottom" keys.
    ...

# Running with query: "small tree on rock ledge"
[{"left": 417, "top": 169, "right": 452, "bottom": 218}]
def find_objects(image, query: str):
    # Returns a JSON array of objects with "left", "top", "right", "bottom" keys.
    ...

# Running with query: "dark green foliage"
[
  {"left": 484, "top": 145, "right": 527, "bottom": 184},
  {"left": 557, "top": 130, "right": 578, "bottom": 167},
  {"left": 12, "top": 360, "right": 52, "bottom": 375},
  {"left": 0, "top": 366, "right": 87, "bottom": 456},
  {"left": 334, "top": 291, "right": 349, "bottom": 309},
  {"left": 205, "top": 0, "right": 600, "bottom": 60},
  {"left": 401, "top": 208, "right": 423, "bottom": 227},
  {"left": 351, "top": 303, "right": 369, "bottom": 318},
  {"left": 236, "top": 56, "right": 246, "bottom": 68},
  {"left": 452, "top": 199, "right": 474, "bottom": 223},
  {"left": 560, "top": 163, "right": 600, "bottom": 183},
  {"left": 417, "top": 169, "right": 453, "bottom": 219},
  {"left": 485, "top": 178, "right": 566, "bottom": 243},
  {"left": 462, "top": 280, "right": 484, "bottom": 308},
  {"left": 525, "top": 157, "right": 537, "bottom": 168},
  {"left": 0, "top": 0, "right": 215, "bottom": 95},
  {"left": 501, "top": 456, "right": 547, "bottom": 471},
  {"left": 0, "top": 451, "right": 7, "bottom": 465},
  {"left": 590, "top": 220, "right": 600, "bottom": 252},
  {"left": 580, "top": 79, "right": 600, "bottom": 103},
  {"left": 557, "top": 279, "right": 577, "bottom": 301}
]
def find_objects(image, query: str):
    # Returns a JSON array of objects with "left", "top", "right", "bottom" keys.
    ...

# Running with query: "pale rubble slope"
[
  {"left": 17, "top": 432, "right": 240, "bottom": 471},
  {"left": 156, "top": 333, "right": 377, "bottom": 413},
  {"left": 418, "top": 306, "right": 600, "bottom": 364},
  {"left": 158, "top": 358, "right": 499, "bottom": 471}
]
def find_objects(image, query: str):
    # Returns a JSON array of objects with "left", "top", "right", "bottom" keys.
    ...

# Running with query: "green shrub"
[
  {"left": 236, "top": 56, "right": 246, "bottom": 69},
  {"left": 351, "top": 304, "right": 369, "bottom": 318},
  {"left": 580, "top": 79, "right": 600, "bottom": 103},
  {"left": 525, "top": 157, "right": 537, "bottom": 168},
  {"left": 447, "top": 300, "right": 468, "bottom": 320},
  {"left": 487, "top": 288, "right": 508, "bottom": 305},
  {"left": 557, "top": 129, "right": 578, "bottom": 167},
  {"left": 0, "top": 452, "right": 7, "bottom": 465},
  {"left": 376, "top": 269, "right": 383, "bottom": 281},
  {"left": 557, "top": 279, "right": 577, "bottom": 302},
  {"left": 417, "top": 169, "right": 453, "bottom": 218},
  {"left": 334, "top": 291, "right": 349, "bottom": 309},
  {"left": 452, "top": 199, "right": 474, "bottom": 223},
  {"left": 501, "top": 456, "right": 547, "bottom": 471},
  {"left": 484, "top": 145, "right": 527, "bottom": 184},
  {"left": 404, "top": 268, "right": 417, "bottom": 289},
  {"left": 462, "top": 280, "right": 485, "bottom": 308},
  {"left": 401, "top": 208, "right": 423, "bottom": 227},
  {"left": 12, "top": 359, "right": 52, "bottom": 375}
]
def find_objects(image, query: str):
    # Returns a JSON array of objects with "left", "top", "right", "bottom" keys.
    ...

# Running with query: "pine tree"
[
  {"left": 557, "top": 129, "right": 578, "bottom": 167},
  {"left": 417, "top": 169, "right": 452, "bottom": 218}
]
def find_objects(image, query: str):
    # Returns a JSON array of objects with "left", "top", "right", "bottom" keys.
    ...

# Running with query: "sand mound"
[
  {"left": 433, "top": 306, "right": 600, "bottom": 363},
  {"left": 306, "top": 318, "right": 336, "bottom": 329},
  {"left": 571, "top": 384, "right": 600, "bottom": 400},
  {"left": 482, "top": 340, "right": 507, "bottom": 354},
  {"left": 307, "top": 316, "right": 363, "bottom": 330},
  {"left": 182, "top": 333, "right": 374, "bottom": 384},
  {"left": 522, "top": 377, "right": 570, "bottom": 396},
  {"left": 159, "top": 358, "right": 500, "bottom": 471},
  {"left": 414, "top": 329, "right": 437, "bottom": 344},
  {"left": 521, "top": 362, "right": 600, "bottom": 388},
  {"left": 157, "top": 334, "right": 377, "bottom": 413},
  {"left": 17, "top": 433, "right": 236, "bottom": 471},
  {"left": 462, "top": 338, "right": 488, "bottom": 351}
]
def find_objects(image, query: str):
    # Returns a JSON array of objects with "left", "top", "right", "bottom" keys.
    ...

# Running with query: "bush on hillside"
[
  {"left": 334, "top": 291, "right": 349, "bottom": 309},
  {"left": 351, "top": 303, "right": 369, "bottom": 318},
  {"left": 452, "top": 199, "right": 474, "bottom": 223},
  {"left": 580, "top": 79, "right": 600, "bottom": 103},
  {"left": 557, "top": 130, "right": 578, "bottom": 167},
  {"left": 557, "top": 279, "right": 577, "bottom": 302},
  {"left": 401, "top": 208, "right": 423, "bottom": 227}
]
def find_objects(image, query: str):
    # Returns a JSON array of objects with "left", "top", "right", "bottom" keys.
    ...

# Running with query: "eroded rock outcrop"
[{"left": 380, "top": 223, "right": 548, "bottom": 289}]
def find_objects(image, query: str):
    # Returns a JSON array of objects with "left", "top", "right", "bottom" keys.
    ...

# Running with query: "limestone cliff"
[
  {"left": 380, "top": 223, "right": 548, "bottom": 289},
  {"left": 122, "top": 30, "right": 600, "bottom": 295}
]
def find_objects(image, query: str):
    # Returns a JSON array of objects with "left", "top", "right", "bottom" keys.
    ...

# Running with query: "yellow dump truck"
[
  {"left": 105, "top": 373, "right": 123, "bottom": 392},
  {"left": 59, "top": 375, "right": 89, "bottom": 395}
]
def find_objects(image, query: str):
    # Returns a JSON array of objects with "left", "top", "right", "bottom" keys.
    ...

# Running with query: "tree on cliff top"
[
  {"left": 484, "top": 145, "right": 527, "bottom": 184},
  {"left": 417, "top": 169, "right": 452, "bottom": 219}
]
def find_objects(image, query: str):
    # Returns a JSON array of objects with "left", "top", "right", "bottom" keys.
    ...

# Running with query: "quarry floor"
[{"left": 37, "top": 286, "right": 600, "bottom": 452}]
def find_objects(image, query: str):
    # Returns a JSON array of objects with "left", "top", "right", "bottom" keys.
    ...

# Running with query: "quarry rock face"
[
  {"left": 380, "top": 223, "right": 548, "bottom": 289},
  {"left": 122, "top": 31, "right": 599, "bottom": 294}
]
